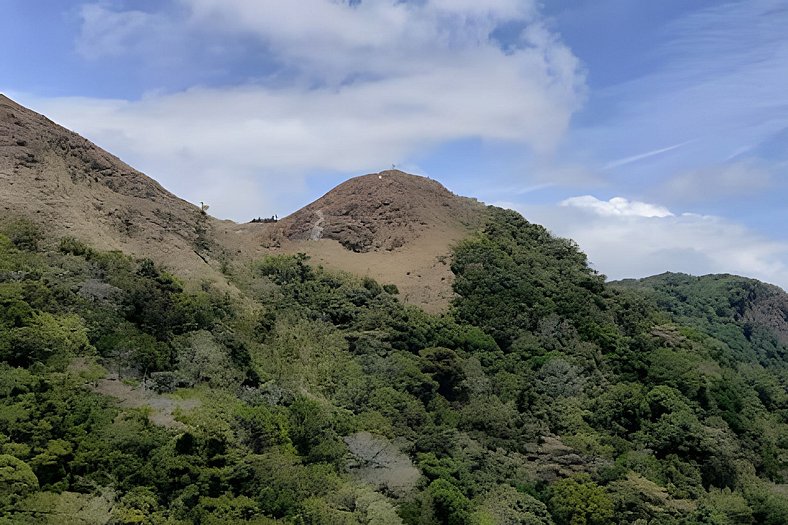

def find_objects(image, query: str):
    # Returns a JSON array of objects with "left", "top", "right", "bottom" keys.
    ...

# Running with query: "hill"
[
  {"left": 276, "top": 170, "right": 482, "bottom": 253},
  {"left": 1, "top": 95, "right": 483, "bottom": 309},
  {"left": 214, "top": 170, "right": 484, "bottom": 312},
  {"left": 0, "top": 94, "right": 223, "bottom": 283},
  {"left": 612, "top": 272, "right": 788, "bottom": 369},
  {"left": 268, "top": 171, "right": 484, "bottom": 311},
  {"left": 1, "top": 95, "right": 787, "bottom": 524}
]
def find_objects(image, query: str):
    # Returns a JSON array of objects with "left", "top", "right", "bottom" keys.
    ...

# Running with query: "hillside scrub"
[{"left": 0, "top": 208, "right": 786, "bottom": 524}]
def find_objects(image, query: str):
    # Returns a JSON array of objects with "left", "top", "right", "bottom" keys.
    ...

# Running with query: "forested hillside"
[
  {"left": 0, "top": 209, "right": 786, "bottom": 524},
  {"left": 612, "top": 273, "right": 788, "bottom": 372}
]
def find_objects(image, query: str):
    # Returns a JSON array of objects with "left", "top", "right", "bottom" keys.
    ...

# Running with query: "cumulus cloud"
[
  {"left": 30, "top": 0, "right": 586, "bottom": 219},
  {"left": 521, "top": 197, "right": 788, "bottom": 290},
  {"left": 561, "top": 195, "right": 674, "bottom": 218}
]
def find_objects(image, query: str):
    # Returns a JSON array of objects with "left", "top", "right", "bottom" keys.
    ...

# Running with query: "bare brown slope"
[
  {"left": 0, "top": 94, "right": 222, "bottom": 282},
  {"left": 219, "top": 171, "right": 486, "bottom": 312},
  {"left": 285, "top": 171, "right": 484, "bottom": 311},
  {"left": 277, "top": 170, "right": 483, "bottom": 252},
  {"left": 0, "top": 95, "right": 484, "bottom": 310}
]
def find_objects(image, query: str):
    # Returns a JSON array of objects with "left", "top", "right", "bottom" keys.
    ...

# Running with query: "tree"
[
  {"left": 427, "top": 479, "right": 473, "bottom": 525},
  {"left": 475, "top": 485, "right": 554, "bottom": 525},
  {"left": 1, "top": 218, "right": 42, "bottom": 251},
  {"left": 419, "top": 347, "right": 465, "bottom": 400},
  {"left": 0, "top": 454, "right": 39, "bottom": 506},
  {"left": 549, "top": 474, "right": 613, "bottom": 525}
]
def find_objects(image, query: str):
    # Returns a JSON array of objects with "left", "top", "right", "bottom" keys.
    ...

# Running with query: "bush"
[
  {"left": 549, "top": 474, "right": 614, "bottom": 525},
  {"left": 1, "top": 218, "right": 42, "bottom": 251},
  {"left": 0, "top": 454, "right": 39, "bottom": 506},
  {"left": 427, "top": 478, "right": 473, "bottom": 525}
]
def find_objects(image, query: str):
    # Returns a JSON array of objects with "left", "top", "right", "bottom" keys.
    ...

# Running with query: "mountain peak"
[
  {"left": 1, "top": 96, "right": 485, "bottom": 310},
  {"left": 278, "top": 169, "right": 483, "bottom": 253}
]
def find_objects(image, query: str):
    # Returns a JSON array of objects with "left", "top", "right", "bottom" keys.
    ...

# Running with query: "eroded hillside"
[
  {"left": 1, "top": 95, "right": 486, "bottom": 310},
  {"left": 0, "top": 94, "right": 223, "bottom": 283}
]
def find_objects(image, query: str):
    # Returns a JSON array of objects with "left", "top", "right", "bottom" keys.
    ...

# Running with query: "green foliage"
[
  {"left": 693, "top": 488, "right": 754, "bottom": 524},
  {"left": 451, "top": 208, "right": 606, "bottom": 350},
  {"left": 0, "top": 312, "right": 93, "bottom": 367},
  {"left": 0, "top": 454, "right": 38, "bottom": 506},
  {"left": 0, "top": 219, "right": 42, "bottom": 251},
  {"left": 549, "top": 474, "right": 613, "bottom": 525},
  {"left": 474, "top": 485, "right": 554, "bottom": 525},
  {"left": 612, "top": 272, "right": 788, "bottom": 369},
  {"left": 256, "top": 253, "right": 314, "bottom": 285},
  {"left": 426, "top": 478, "right": 473, "bottom": 525},
  {"left": 235, "top": 404, "right": 290, "bottom": 453},
  {"left": 419, "top": 347, "right": 465, "bottom": 401},
  {"left": 0, "top": 211, "right": 785, "bottom": 524}
]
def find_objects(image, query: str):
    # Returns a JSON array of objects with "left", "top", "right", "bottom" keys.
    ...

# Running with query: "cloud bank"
[
  {"left": 524, "top": 197, "right": 788, "bottom": 290},
  {"left": 18, "top": 0, "right": 585, "bottom": 220}
]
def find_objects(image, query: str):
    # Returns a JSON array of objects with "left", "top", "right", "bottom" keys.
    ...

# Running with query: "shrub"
[{"left": 1, "top": 218, "right": 42, "bottom": 251}]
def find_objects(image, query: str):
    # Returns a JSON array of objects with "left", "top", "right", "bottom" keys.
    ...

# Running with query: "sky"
[{"left": 1, "top": 0, "right": 787, "bottom": 289}]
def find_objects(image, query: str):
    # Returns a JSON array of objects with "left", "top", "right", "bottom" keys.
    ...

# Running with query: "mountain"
[
  {"left": 0, "top": 94, "right": 222, "bottom": 282},
  {"left": 1, "top": 94, "right": 485, "bottom": 310},
  {"left": 266, "top": 171, "right": 485, "bottom": 311},
  {"left": 277, "top": 170, "right": 482, "bottom": 253},
  {"left": 612, "top": 272, "right": 788, "bottom": 368},
  {"left": 1, "top": 95, "right": 787, "bottom": 524}
]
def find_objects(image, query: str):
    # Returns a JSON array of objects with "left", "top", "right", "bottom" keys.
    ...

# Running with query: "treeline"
[{"left": 0, "top": 211, "right": 786, "bottom": 524}]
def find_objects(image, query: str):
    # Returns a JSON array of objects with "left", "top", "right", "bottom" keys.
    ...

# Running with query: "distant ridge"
[{"left": 612, "top": 272, "right": 788, "bottom": 358}]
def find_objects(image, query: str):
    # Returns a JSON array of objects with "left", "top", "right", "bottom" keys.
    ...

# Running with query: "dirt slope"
[
  {"left": 1, "top": 95, "right": 485, "bottom": 310},
  {"left": 0, "top": 93, "right": 223, "bottom": 282},
  {"left": 220, "top": 171, "right": 485, "bottom": 311},
  {"left": 276, "top": 170, "right": 482, "bottom": 252}
]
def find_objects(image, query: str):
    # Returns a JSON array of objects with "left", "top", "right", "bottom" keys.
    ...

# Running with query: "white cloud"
[
  {"left": 521, "top": 198, "right": 788, "bottom": 290},
  {"left": 561, "top": 195, "right": 674, "bottom": 218},
  {"left": 22, "top": 0, "right": 585, "bottom": 220}
]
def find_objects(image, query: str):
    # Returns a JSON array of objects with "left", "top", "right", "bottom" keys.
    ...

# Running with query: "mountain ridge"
[
  {"left": 2, "top": 94, "right": 786, "bottom": 316},
  {"left": 0, "top": 95, "right": 485, "bottom": 309}
]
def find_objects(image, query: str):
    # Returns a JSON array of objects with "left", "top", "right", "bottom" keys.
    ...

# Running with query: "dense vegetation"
[
  {"left": 0, "top": 210, "right": 786, "bottom": 524},
  {"left": 612, "top": 272, "right": 788, "bottom": 372}
]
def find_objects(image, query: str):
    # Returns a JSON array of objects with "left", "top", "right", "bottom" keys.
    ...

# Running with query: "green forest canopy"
[{"left": 0, "top": 209, "right": 786, "bottom": 524}]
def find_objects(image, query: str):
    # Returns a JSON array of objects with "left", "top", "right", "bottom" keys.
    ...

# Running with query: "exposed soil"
[
  {"left": 0, "top": 94, "right": 225, "bottom": 285},
  {"left": 275, "top": 170, "right": 483, "bottom": 253},
  {"left": 1, "top": 94, "right": 488, "bottom": 311},
  {"left": 218, "top": 171, "right": 485, "bottom": 311}
]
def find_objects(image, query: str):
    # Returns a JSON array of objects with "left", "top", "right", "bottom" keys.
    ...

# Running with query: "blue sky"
[{"left": 2, "top": 0, "right": 787, "bottom": 288}]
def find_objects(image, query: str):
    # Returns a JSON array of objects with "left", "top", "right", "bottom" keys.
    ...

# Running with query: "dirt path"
[{"left": 309, "top": 209, "right": 325, "bottom": 240}]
